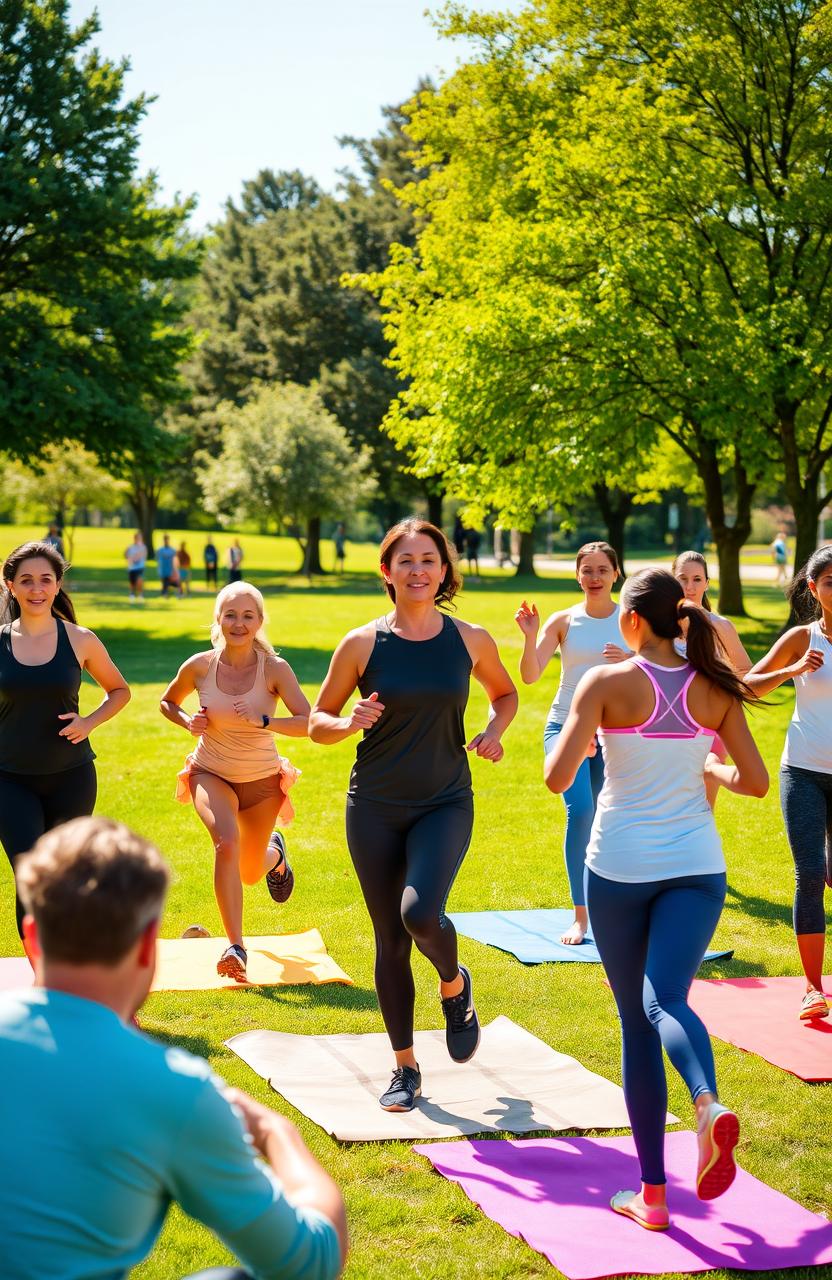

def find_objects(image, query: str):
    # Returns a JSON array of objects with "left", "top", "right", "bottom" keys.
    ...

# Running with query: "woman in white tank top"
[
  {"left": 746, "top": 546, "right": 832, "bottom": 1022},
  {"left": 160, "top": 583, "right": 309, "bottom": 981},
  {"left": 516, "top": 542, "right": 625, "bottom": 943},
  {"left": 545, "top": 568, "right": 766, "bottom": 1232}
]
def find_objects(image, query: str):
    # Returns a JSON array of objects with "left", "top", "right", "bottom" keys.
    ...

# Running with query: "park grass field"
[{"left": 0, "top": 524, "right": 829, "bottom": 1280}]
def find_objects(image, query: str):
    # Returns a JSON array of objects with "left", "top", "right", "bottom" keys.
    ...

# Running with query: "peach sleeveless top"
[{"left": 190, "top": 647, "right": 280, "bottom": 782}]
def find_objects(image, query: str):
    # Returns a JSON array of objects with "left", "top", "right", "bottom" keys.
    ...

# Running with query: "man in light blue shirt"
[
  {"left": 156, "top": 533, "right": 178, "bottom": 597},
  {"left": 2, "top": 816, "right": 347, "bottom": 1280}
]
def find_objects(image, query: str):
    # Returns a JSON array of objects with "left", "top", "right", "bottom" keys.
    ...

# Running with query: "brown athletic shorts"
[{"left": 189, "top": 769, "right": 282, "bottom": 811}]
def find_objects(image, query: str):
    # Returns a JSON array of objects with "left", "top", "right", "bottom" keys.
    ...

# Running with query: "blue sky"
[{"left": 68, "top": 0, "right": 524, "bottom": 226}]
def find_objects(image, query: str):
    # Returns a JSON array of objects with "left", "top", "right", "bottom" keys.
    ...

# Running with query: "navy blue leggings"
[
  {"left": 586, "top": 868, "right": 726, "bottom": 1186},
  {"left": 544, "top": 721, "right": 605, "bottom": 907}
]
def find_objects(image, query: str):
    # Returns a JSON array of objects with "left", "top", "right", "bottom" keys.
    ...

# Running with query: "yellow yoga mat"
[{"left": 151, "top": 929, "right": 352, "bottom": 991}]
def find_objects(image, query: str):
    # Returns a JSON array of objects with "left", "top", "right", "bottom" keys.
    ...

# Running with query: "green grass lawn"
[{"left": 0, "top": 524, "right": 828, "bottom": 1280}]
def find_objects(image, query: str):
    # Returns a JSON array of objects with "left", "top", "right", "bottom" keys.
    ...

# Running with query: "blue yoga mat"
[{"left": 450, "top": 909, "right": 734, "bottom": 966}]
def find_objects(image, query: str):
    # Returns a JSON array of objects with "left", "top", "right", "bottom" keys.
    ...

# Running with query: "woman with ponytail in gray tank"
[
  {"left": 0, "top": 542, "right": 130, "bottom": 945},
  {"left": 745, "top": 546, "right": 832, "bottom": 1022},
  {"left": 310, "top": 519, "right": 517, "bottom": 1113}
]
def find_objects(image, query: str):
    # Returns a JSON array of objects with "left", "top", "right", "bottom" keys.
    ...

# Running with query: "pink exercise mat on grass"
[
  {"left": 414, "top": 1131, "right": 832, "bottom": 1279},
  {"left": 688, "top": 976, "right": 832, "bottom": 1082}
]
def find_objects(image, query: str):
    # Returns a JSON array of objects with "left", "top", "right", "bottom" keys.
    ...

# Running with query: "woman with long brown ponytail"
[
  {"left": 0, "top": 541, "right": 130, "bottom": 943},
  {"left": 545, "top": 568, "right": 767, "bottom": 1232}
]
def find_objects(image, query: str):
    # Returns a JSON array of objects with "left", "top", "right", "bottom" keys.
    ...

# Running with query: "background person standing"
[
  {"left": 124, "top": 532, "right": 147, "bottom": 603},
  {"left": 204, "top": 539, "right": 219, "bottom": 590},
  {"left": 156, "top": 535, "right": 177, "bottom": 598}
]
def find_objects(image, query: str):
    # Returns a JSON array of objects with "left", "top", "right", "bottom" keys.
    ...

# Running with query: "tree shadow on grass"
[{"left": 725, "top": 879, "right": 794, "bottom": 931}]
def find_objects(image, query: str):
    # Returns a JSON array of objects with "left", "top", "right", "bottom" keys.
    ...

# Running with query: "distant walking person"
[
  {"left": 228, "top": 538, "right": 244, "bottom": 583},
  {"left": 772, "top": 528, "right": 789, "bottom": 588},
  {"left": 333, "top": 523, "right": 347, "bottom": 574},
  {"left": 0, "top": 541, "right": 130, "bottom": 945},
  {"left": 745, "top": 546, "right": 832, "bottom": 1022},
  {"left": 546, "top": 568, "right": 767, "bottom": 1230},
  {"left": 44, "top": 524, "right": 64, "bottom": 557},
  {"left": 310, "top": 518, "right": 517, "bottom": 1113},
  {"left": 124, "top": 532, "right": 147, "bottom": 603},
  {"left": 161, "top": 583, "right": 309, "bottom": 981},
  {"left": 204, "top": 539, "right": 219, "bottom": 590},
  {"left": 177, "top": 542, "right": 192, "bottom": 597},
  {"left": 156, "top": 535, "right": 177, "bottom": 598},
  {"left": 464, "top": 527, "right": 481, "bottom": 577}
]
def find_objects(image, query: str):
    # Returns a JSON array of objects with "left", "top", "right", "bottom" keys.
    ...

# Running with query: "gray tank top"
[{"left": 349, "top": 614, "right": 473, "bottom": 805}]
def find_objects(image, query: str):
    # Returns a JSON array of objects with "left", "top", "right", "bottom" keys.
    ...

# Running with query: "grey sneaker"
[
  {"left": 441, "top": 965, "right": 480, "bottom": 1063},
  {"left": 379, "top": 1064, "right": 422, "bottom": 1112},
  {"left": 265, "top": 831, "right": 294, "bottom": 903},
  {"left": 217, "top": 944, "right": 248, "bottom": 982}
]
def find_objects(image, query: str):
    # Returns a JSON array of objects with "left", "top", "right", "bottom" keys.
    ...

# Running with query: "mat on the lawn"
[
  {"left": 415, "top": 1131, "right": 832, "bottom": 1279},
  {"left": 225, "top": 1014, "right": 661, "bottom": 1141},
  {"left": 451, "top": 909, "right": 734, "bottom": 965},
  {"left": 689, "top": 975, "right": 831, "bottom": 1082},
  {"left": 151, "top": 930, "right": 352, "bottom": 990}
]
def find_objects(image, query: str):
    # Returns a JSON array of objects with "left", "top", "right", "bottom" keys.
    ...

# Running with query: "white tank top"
[
  {"left": 586, "top": 658, "right": 724, "bottom": 883},
  {"left": 548, "top": 603, "right": 622, "bottom": 725},
  {"left": 675, "top": 613, "right": 729, "bottom": 660},
  {"left": 782, "top": 620, "right": 832, "bottom": 774}
]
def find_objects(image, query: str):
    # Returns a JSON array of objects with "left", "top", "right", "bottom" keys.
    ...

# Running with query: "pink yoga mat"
[
  {"left": 415, "top": 1131, "right": 832, "bottom": 1279},
  {"left": 689, "top": 976, "right": 832, "bottom": 1082}
]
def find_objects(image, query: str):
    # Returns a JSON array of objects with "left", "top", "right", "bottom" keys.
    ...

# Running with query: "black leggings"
[
  {"left": 780, "top": 765, "right": 831, "bottom": 935},
  {"left": 345, "top": 794, "right": 474, "bottom": 1050},
  {"left": 0, "top": 762, "right": 97, "bottom": 935}
]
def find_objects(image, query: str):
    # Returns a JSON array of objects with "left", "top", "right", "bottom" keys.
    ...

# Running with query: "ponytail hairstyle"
[
  {"left": 1, "top": 541, "right": 77, "bottom": 625},
  {"left": 379, "top": 517, "right": 461, "bottom": 609},
  {"left": 575, "top": 540, "right": 620, "bottom": 579},
  {"left": 210, "top": 581, "right": 275, "bottom": 655},
  {"left": 787, "top": 545, "right": 832, "bottom": 623},
  {"left": 621, "top": 568, "right": 755, "bottom": 707},
  {"left": 672, "top": 549, "right": 713, "bottom": 612}
]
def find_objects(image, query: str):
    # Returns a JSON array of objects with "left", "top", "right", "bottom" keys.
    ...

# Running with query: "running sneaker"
[
  {"left": 441, "top": 964, "right": 481, "bottom": 1063},
  {"left": 378, "top": 1065, "right": 422, "bottom": 1112},
  {"left": 799, "top": 989, "right": 830, "bottom": 1020},
  {"left": 696, "top": 1101, "right": 739, "bottom": 1200},
  {"left": 265, "top": 831, "right": 294, "bottom": 903},
  {"left": 217, "top": 943, "right": 248, "bottom": 982}
]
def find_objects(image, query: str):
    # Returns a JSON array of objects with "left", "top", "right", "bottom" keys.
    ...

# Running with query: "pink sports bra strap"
[{"left": 604, "top": 658, "right": 708, "bottom": 738}]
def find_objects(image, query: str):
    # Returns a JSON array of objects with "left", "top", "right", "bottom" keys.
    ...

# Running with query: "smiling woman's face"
[
  {"left": 383, "top": 533, "right": 446, "bottom": 604},
  {"left": 6, "top": 557, "right": 60, "bottom": 617},
  {"left": 217, "top": 591, "right": 262, "bottom": 648}
]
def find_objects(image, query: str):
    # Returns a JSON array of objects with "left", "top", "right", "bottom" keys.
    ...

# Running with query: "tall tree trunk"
[
  {"left": 777, "top": 408, "right": 826, "bottom": 579},
  {"left": 426, "top": 488, "right": 444, "bottom": 529},
  {"left": 688, "top": 434, "right": 754, "bottom": 616},
  {"left": 515, "top": 526, "right": 537, "bottom": 576},
  {"left": 301, "top": 515, "right": 325, "bottom": 576},
  {"left": 129, "top": 486, "right": 157, "bottom": 558},
  {"left": 592, "top": 482, "right": 633, "bottom": 577}
]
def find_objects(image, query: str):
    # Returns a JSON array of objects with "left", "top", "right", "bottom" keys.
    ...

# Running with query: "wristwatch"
[{"left": 261, "top": 714, "right": 270, "bottom": 728}]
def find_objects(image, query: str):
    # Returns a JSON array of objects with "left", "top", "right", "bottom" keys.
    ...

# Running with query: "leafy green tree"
[
  {"left": 199, "top": 383, "right": 375, "bottom": 575},
  {"left": 361, "top": 1, "right": 832, "bottom": 610},
  {"left": 0, "top": 0, "right": 198, "bottom": 460},
  {"left": 7, "top": 443, "right": 122, "bottom": 561}
]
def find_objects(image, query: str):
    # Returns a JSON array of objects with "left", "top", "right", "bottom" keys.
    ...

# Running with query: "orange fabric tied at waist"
[{"left": 175, "top": 753, "right": 300, "bottom": 827}]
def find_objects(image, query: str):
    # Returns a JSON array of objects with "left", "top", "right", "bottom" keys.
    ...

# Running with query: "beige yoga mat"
[
  {"left": 151, "top": 930, "right": 352, "bottom": 991},
  {"left": 225, "top": 1014, "right": 659, "bottom": 1141}
]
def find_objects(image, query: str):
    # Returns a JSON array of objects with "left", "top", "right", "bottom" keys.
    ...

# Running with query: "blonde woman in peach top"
[{"left": 161, "top": 582, "right": 309, "bottom": 980}]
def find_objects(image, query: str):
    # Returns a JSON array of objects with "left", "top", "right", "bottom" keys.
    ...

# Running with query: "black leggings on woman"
[
  {"left": 780, "top": 765, "right": 831, "bottom": 935},
  {"left": 0, "top": 762, "right": 97, "bottom": 935},
  {"left": 345, "top": 794, "right": 474, "bottom": 1050}
]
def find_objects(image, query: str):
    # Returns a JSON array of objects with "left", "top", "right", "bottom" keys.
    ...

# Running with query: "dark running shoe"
[
  {"left": 379, "top": 1064, "right": 422, "bottom": 1112},
  {"left": 265, "top": 831, "right": 294, "bottom": 903},
  {"left": 441, "top": 964, "right": 480, "bottom": 1063},
  {"left": 217, "top": 943, "right": 248, "bottom": 982}
]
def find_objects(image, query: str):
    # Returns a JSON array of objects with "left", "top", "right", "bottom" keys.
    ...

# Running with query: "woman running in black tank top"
[
  {"left": 311, "top": 519, "right": 517, "bottom": 1112},
  {"left": 0, "top": 542, "right": 130, "bottom": 944}
]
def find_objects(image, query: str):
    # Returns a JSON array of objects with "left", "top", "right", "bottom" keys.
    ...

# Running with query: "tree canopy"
[{"left": 0, "top": 0, "right": 199, "bottom": 461}]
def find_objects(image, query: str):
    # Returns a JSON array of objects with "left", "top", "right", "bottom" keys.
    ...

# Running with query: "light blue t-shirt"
[
  {"left": 0, "top": 989, "right": 340, "bottom": 1280},
  {"left": 156, "top": 544, "right": 177, "bottom": 578}
]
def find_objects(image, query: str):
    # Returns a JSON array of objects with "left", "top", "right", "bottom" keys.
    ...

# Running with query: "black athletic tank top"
[
  {"left": 349, "top": 613, "right": 473, "bottom": 806},
  {"left": 0, "top": 621, "right": 95, "bottom": 774}
]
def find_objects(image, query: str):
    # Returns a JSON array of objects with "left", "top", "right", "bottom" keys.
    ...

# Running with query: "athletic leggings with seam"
[
  {"left": 586, "top": 867, "right": 726, "bottom": 1186},
  {"left": 544, "top": 720, "right": 605, "bottom": 907},
  {"left": 780, "top": 765, "right": 830, "bottom": 935},
  {"left": 0, "top": 762, "right": 97, "bottom": 936},
  {"left": 345, "top": 793, "right": 474, "bottom": 1050}
]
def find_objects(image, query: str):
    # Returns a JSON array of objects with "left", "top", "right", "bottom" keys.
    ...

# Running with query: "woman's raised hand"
[
  {"left": 791, "top": 648, "right": 824, "bottom": 678},
  {"left": 515, "top": 600, "right": 540, "bottom": 636},
  {"left": 347, "top": 691, "right": 385, "bottom": 733}
]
